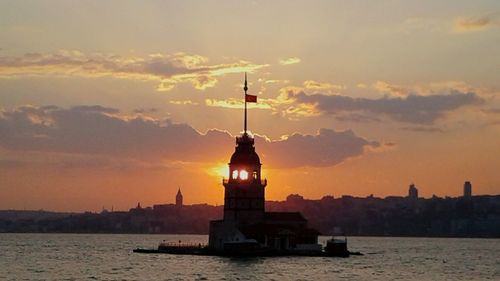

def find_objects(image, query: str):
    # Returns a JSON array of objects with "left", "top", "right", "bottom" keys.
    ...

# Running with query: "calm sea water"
[{"left": 0, "top": 234, "right": 498, "bottom": 281}]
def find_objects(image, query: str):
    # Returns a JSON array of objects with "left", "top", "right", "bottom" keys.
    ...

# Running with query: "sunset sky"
[{"left": 1, "top": 1, "right": 500, "bottom": 211}]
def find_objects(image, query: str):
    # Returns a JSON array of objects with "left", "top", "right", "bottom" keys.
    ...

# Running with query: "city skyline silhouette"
[{"left": 0, "top": 1, "right": 499, "bottom": 213}]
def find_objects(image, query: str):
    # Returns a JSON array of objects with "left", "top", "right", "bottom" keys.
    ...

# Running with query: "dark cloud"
[
  {"left": 257, "top": 129, "right": 380, "bottom": 168},
  {"left": 284, "top": 90, "right": 483, "bottom": 124},
  {"left": 133, "top": 108, "right": 158, "bottom": 114},
  {"left": 70, "top": 105, "right": 119, "bottom": 114},
  {"left": 481, "top": 108, "right": 500, "bottom": 115},
  {"left": 481, "top": 120, "right": 500, "bottom": 128},
  {"left": 0, "top": 159, "right": 25, "bottom": 169},
  {"left": 0, "top": 106, "right": 380, "bottom": 168},
  {"left": 334, "top": 112, "right": 381, "bottom": 123},
  {"left": 399, "top": 126, "right": 445, "bottom": 133},
  {"left": 0, "top": 105, "right": 228, "bottom": 161}
]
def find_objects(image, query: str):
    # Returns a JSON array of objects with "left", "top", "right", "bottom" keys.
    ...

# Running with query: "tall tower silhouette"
[
  {"left": 208, "top": 74, "right": 318, "bottom": 253},
  {"left": 222, "top": 74, "right": 267, "bottom": 224}
]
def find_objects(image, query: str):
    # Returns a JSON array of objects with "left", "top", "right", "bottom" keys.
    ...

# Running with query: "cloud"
[
  {"left": 133, "top": 108, "right": 158, "bottom": 114},
  {"left": 261, "top": 79, "right": 290, "bottom": 84},
  {"left": 371, "top": 80, "right": 483, "bottom": 98},
  {"left": 303, "top": 80, "right": 344, "bottom": 91},
  {"left": 278, "top": 88, "right": 483, "bottom": 124},
  {"left": 205, "top": 98, "right": 273, "bottom": 109},
  {"left": 0, "top": 50, "right": 269, "bottom": 91},
  {"left": 279, "top": 57, "right": 301, "bottom": 65},
  {"left": 257, "top": 129, "right": 380, "bottom": 168},
  {"left": 399, "top": 126, "right": 445, "bottom": 133},
  {"left": 481, "top": 108, "right": 500, "bottom": 115},
  {"left": 0, "top": 105, "right": 380, "bottom": 169},
  {"left": 169, "top": 100, "right": 198, "bottom": 105},
  {"left": 0, "top": 153, "right": 166, "bottom": 171},
  {"left": 402, "top": 15, "right": 497, "bottom": 34},
  {"left": 334, "top": 112, "right": 381, "bottom": 123},
  {"left": 483, "top": 120, "right": 500, "bottom": 128},
  {"left": 372, "top": 81, "right": 409, "bottom": 97},
  {"left": 454, "top": 16, "right": 495, "bottom": 33},
  {"left": 0, "top": 159, "right": 26, "bottom": 169}
]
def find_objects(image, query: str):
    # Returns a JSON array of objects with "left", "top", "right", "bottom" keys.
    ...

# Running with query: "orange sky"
[{"left": 1, "top": 1, "right": 500, "bottom": 211}]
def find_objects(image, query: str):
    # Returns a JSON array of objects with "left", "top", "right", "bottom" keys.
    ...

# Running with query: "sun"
[{"left": 208, "top": 163, "right": 229, "bottom": 178}]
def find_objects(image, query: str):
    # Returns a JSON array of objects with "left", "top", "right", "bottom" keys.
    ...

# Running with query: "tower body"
[
  {"left": 209, "top": 75, "right": 319, "bottom": 252},
  {"left": 223, "top": 133, "right": 267, "bottom": 225}
]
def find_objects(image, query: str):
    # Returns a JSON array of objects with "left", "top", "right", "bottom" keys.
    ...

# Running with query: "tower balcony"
[
  {"left": 236, "top": 134, "right": 254, "bottom": 145},
  {"left": 223, "top": 178, "right": 267, "bottom": 186}
]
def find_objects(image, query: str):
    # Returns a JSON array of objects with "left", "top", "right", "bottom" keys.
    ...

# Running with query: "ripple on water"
[{"left": 1, "top": 234, "right": 499, "bottom": 281}]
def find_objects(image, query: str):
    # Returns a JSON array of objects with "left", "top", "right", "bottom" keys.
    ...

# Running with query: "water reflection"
[{"left": 0, "top": 234, "right": 498, "bottom": 281}]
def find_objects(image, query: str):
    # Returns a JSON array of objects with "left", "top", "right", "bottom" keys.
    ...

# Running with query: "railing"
[
  {"left": 159, "top": 241, "right": 207, "bottom": 248},
  {"left": 236, "top": 135, "right": 254, "bottom": 144},
  {"left": 222, "top": 178, "right": 267, "bottom": 185}
]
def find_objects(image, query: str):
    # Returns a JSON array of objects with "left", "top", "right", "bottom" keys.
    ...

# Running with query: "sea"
[{"left": 0, "top": 234, "right": 498, "bottom": 281}]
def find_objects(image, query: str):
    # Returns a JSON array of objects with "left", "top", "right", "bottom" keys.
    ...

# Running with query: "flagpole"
[{"left": 244, "top": 72, "right": 248, "bottom": 134}]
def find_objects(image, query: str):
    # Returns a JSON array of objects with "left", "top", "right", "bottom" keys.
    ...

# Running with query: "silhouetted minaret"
[
  {"left": 176, "top": 188, "right": 183, "bottom": 207},
  {"left": 463, "top": 181, "right": 472, "bottom": 198}
]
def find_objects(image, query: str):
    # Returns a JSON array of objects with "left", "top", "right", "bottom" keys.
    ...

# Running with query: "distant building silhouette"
[
  {"left": 408, "top": 183, "right": 418, "bottom": 199},
  {"left": 463, "top": 181, "right": 472, "bottom": 198},
  {"left": 176, "top": 188, "right": 183, "bottom": 207},
  {"left": 286, "top": 194, "right": 304, "bottom": 204}
]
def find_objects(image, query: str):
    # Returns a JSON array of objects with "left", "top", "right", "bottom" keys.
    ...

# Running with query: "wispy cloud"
[
  {"left": 205, "top": 98, "right": 273, "bottom": 109},
  {"left": 276, "top": 88, "right": 484, "bottom": 124},
  {"left": 260, "top": 79, "right": 290, "bottom": 84},
  {"left": 402, "top": 15, "right": 497, "bottom": 34},
  {"left": 454, "top": 15, "right": 496, "bottom": 33},
  {"left": 481, "top": 108, "right": 500, "bottom": 115},
  {"left": 0, "top": 50, "right": 269, "bottom": 91},
  {"left": 303, "top": 80, "right": 344, "bottom": 91},
  {"left": 372, "top": 81, "right": 409, "bottom": 97},
  {"left": 279, "top": 57, "right": 301, "bottom": 65},
  {"left": 399, "top": 126, "right": 445, "bottom": 133},
  {"left": 169, "top": 100, "right": 198, "bottom": 105}
]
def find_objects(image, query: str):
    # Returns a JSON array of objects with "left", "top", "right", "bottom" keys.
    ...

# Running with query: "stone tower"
[{"left": 223, "top": 133, "right": 267, "bottom": 225}]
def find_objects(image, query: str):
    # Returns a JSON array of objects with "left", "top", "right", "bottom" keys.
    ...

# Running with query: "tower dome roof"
[{"left": 229, "top": 133, "right": 261, "bottom": 166}]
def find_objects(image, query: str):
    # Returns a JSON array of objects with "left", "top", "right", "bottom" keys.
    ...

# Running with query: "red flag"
[{"left": 245, "top": 94, "right": 257, "bottom": 103}]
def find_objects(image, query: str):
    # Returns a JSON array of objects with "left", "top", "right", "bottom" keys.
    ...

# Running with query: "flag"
[{"left": 245, "top": 94, "right": 257, "bottom": 103}]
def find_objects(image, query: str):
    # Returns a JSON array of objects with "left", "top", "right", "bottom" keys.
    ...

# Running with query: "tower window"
[
  {"left": 232, "top": 170, "right": 239, "bottom": 179},
  {"left": 239, "top": 170, "right": 249, "bottom": 180},
  {"left": 253, "top": 171, "right": 257, "bottom": 179}
]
